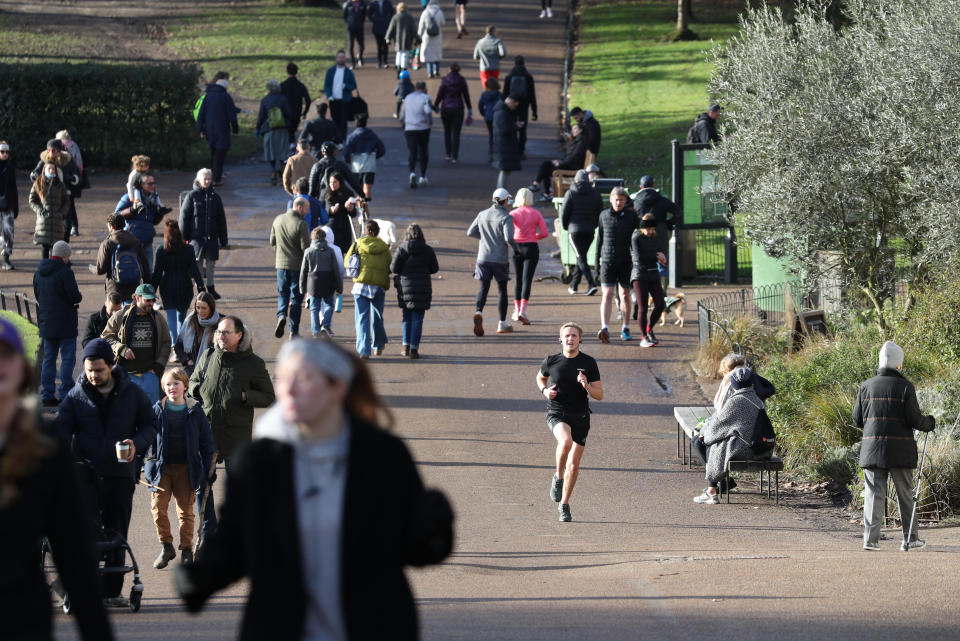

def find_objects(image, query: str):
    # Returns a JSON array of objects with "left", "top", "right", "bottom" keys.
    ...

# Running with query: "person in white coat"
[{"left": 418, "top": 0, "right": 445, "bottom": 78}]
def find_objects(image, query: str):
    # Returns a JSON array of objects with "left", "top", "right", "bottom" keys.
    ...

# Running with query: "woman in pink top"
[{"left": 509, "top": 187, "right": 550, "bottom": 324}]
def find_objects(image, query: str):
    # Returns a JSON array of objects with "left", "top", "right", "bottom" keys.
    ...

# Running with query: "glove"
[{"left": 532, "top": 113, "right": 538, "bottom": 121}]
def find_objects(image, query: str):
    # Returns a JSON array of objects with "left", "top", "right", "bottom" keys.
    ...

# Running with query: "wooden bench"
[
  {"left": 720, "top": 457, "right": 784, "bottom": 505},
  {"left": 674, "top": 406, "right": 714, "bottom": 469}
]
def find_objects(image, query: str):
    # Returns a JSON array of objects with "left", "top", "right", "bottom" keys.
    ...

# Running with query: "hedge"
[{"left": 0, "top": 61, "right": 201, "bottom": 169}]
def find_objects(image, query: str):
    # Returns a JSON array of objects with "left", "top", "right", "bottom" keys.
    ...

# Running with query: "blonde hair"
[
  {"left": 513, "top": 187, "right": 534, "bottom": 208},
  {"left": 560, "top": 321, "right": 583, "bottom": 337},
  {"left": 131, "top": 154, "right": 151, "bottom": 172},
  {"left": 718, "top": 352, "right": 746, "bottom": 376},
  {"left": 161, "top": 366, "right": 190, "bottom": 388},
  {"left": 55, "top": 129, "right": 72, "bottom": 141}
]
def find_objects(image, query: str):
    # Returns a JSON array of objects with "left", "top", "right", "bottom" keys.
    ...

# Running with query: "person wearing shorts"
[
  {"left": 537, "top": 322, "right": 602, "bottom": 522},
  {"left": 467, "top": 188, "right": 518, "bottom": 336},
  {"left": 595, "top": 186, "right": 639, "bottom": 343}
]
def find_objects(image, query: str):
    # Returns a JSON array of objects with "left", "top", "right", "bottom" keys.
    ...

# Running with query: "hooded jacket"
[
  {"left": 467, "top": 203, "right": 516, "bottom": 264},
  {"left": 95, "top": 228, "right": 150, "bottom": 300},
  {"left": 29, "top": 176, "right": 69, "bottom": 246},
  {"left": 101, "top": 303, "right": 172, "bottom": 378},
  {"left": 701, "top": 386, "right": 773, "bottom": 485},
  {"left": 435, "top": 71, "right": 472, "bottom": 111},
  {"left": 473, "top": 33, "right": 507, "bottom": 71},
  {"left": 343, "top": 127, "right": 387, "bottom": 164},
  {"left": 189, "top": 329, "right": 275, "bottom": 462},
  {"left": 632, "top": 188, "right": 679, "bottom": 254},
  {"left": 491, "top": 101, "right": 521, "bottom": 172},
  {"left": 114, "top": 192, "right": 162, "bottom": 249},
  {"left": 197, "top": 83, "right": 240, "bottom": 150},
  {"left": 400, "top": 91, "right": 434, "bottom": 132},
  {"left": 82, "top": 306, "right": 112, "bottom": 348},
  {"left": 417, "top": 2, "right": 444, "bottom": 64},
  {"left": 691, "top": 112, "right": 719, "bottom": 144},
  {"left": 179, "top": 181, "right": 229, "bottom": 261},
  {"left": 503, "top": 65, "right": 537, "bottom": 118},
  {"left": 33, "top": 257, "right": 82, "bottom": 339},
  {"left": 145, "top": 397, "right": 216, "bottom": 492},
  {"left": 579, "top": 110, "right": 602, "bottom": 155},
  {"left": 29, "top": 149, "right": 80, "bottom": 195},
  {"left": 300, "top": 237, "right": 343, "bottom": 298},
  {"left": 346, "top": 234, "right": 391, "bottom": 290},
  {"left": 595, "top": 204, "right": 638, "bottom": 266},
  {"left": 560, "top": 177, "right": 603, "bottom": 233},
  {"left": 854, "top": 368, "right": 935, "bottom": 470},
  {"left": 56, "top": 366, "right": 158, "bottom": 479},
  {"left": 309, "top": 157, "right": 363, "bottom": 200},
  {"left": 390, "top": 237, "right": 439, "bottom": 311}
]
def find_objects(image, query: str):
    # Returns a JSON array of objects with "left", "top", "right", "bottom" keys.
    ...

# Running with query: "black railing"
[
  {"left": 0, "top": 289, "right": 40, "bottom": 327},
  {"left": 697, "top": 282, "right": 819, "bottom": 346}
]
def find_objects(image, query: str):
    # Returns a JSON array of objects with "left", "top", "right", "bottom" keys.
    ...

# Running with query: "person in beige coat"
[
  {"left": 282, "top": 139, "right": 315, "bottom": 196},
  {"left": 269, "top": 197, "right": 310, "bottom": 338}
]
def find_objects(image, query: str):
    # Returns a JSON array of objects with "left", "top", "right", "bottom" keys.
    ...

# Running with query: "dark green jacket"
[
  {"left": 853, "top": 368, "right": 934, "bottom": 470},
  {"left": 189, "top": 331, "right": 275, "bottom": 462}
]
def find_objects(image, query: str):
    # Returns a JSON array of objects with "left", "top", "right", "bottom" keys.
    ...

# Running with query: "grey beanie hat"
[
  {"left": 729, "top": 366, "right": 753, "bottom": 390},
  {"left": 879, "top": 340, "right": 904, "bottom": 369},
  {"left": 51, "top": 240, "right": 71, "bottom": 258}
]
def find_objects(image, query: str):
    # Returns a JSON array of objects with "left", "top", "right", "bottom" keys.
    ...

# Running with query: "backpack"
[
  {"left": 685, "top": 121, "right": 700, "bottom": 144},
  {"left": 426, "top": 15, "right": 440, "bottom": 37},
  {"left": 509, "top": 74, "right": 528, "bottom": 101},
  {"left": 750, "top": 409, "right": 776, "bottom": 455},
  {"left": 268, "top": 106, "right": 286, "bottom": 130},
  {"left": 345, "top": 242, "right": 362, "bottom": 279},
  {"left": 193, "top": 95, "right": 205, "bottom": 121},
  {"left": 112, "top": 243, "right": 143, "bottom": 286}
]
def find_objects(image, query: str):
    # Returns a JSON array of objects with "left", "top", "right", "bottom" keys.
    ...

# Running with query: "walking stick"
[
  {"left": 195, "top": 450, "right": 219, "bottom": 555},
  {"left": 903, "top": 432, "right": 930, "bottom": 552}
]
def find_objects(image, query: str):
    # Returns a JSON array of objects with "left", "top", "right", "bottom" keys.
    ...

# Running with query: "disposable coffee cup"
[{"left": 115, "top": 440, "right": 130, "bottom": 462}]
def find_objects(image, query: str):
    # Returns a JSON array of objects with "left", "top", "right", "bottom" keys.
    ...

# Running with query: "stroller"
[{"left": 41, "top": 459, "right": 144, "bottom": 613}]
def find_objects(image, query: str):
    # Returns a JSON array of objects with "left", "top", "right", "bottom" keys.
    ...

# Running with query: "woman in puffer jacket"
[
  {"left": 390, "top": 223, "right": 439, "bottom": 359},
  {"left": 29, "top": 161, "right": 69, "bottom": 259}
]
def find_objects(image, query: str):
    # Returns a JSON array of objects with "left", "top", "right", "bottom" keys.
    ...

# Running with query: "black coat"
[
  {"left": 197, "top": 84, "right": 240, "bottom": 150},
  {"left": 343, "top": 0, "right": 367, "bottom": 31},
  {"left": 1, "top": 420, "right": 114, "bottom": 641},
  {"left": 0, "top": 157, "right": 18, "bottom": 216},
  {"left": 280, "top": 77, "right": 312, "bottom": 121},
  {"left": 368, "top": 0, "right": 395, "bottom": 35},
  {"left": 33, "top": 257, "right": 82, "bottom": 339},
  {"left": 492, "top": 101, "right": 522, "bottom": 172},
  {"left": 309, "top": 157, "right": 363, "bottom": 199},
  {"left": 81, "top": 306, "right": 111, "bottom": 348},
  {"left": 633, "top": 188, "right": 680, "bottom": 253},
  {"left": 502, "top": 67, "right": 537, "bottom": 119},
  {"left": 177, "top": 419, "right": 454, "bottom": 641},
  {"left": 322, "top": 185, "right": 359, "bottom": 255},
  {"left": 299, "top": 117, "right": 339, "bottom": 156},
  {"left": 595, "top": 205, "right": 639, "bottom": 265},
  {"left": 630, "top": 230, "right": 660, "bottom": 283},
  {"left": 180, "top": 185, "right": 229, "bottom": 261},
  {"left": 152, "top": 244, "right": 205, "bottom": 311},
  {"left": 580, "top": 112, "right": 602, "bottom": 155},
  {"left": 391, "top": 238, "right": 439, "bottom": 311},
  {"left": 692, "top": 112, "right": 719, "bottom": 144},
  {"left": 559, "top": 135, "right": 587, "bottom": 170},
  {"left": 560, "top": 180, "right": 603, "bottom": 233},
  {"left": 854, "top": 368, "right": 935, "bottom": 469}
]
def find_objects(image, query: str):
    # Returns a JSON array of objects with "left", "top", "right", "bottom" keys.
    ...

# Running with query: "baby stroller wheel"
[
  {"left": 61, "top": 595, "right": 73, "bottom": 615},
  {"left": 129, "top": 585, "right": 143, "bottom": 612}
]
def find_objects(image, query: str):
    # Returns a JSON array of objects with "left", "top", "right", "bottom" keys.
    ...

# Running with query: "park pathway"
[{"left": 9, "top": 1, "right": 952, "bottom": 639}]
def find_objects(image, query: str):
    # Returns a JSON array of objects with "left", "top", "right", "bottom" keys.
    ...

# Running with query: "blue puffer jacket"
[
  {"left": 144, "top": 397, "right": 215, "bottom": 492},
  {"left": 197, "top": 84, "right": 240, "bottom": 150},
  {"left": 32, "top": 257, "right": 82, "bottom": 339},
  {"left": 114, "top": 193, "right": 159, "bottom": 249},
  {"left": 55, "top": 366, "right": 158, "bottom": 479}
]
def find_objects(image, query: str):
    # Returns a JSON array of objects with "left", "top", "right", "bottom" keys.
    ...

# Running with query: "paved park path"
[{"left": 0, "top": 1, "right": 947, "bottom": 639}]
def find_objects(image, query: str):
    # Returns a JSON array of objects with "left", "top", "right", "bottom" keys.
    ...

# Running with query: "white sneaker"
[
  {"left": 418, "top": 176, "right": 428, "bottom": 186},
  {"left": 511, "top": 310, "right": 520, "bottom": 322},
  {"left": 539, "top": 9, "right": 546, "bottom": 18},
  {"left": 496, "top": 321, "right": 513, "bottom": 334},
  {"left": 410, "top": 173, "right": 418, "bottom": 188},
  {"left": 693, "top": 490, "right": 719, "bottom": 504},
  {"left": 546, "top": 7, "right": 554, "bottom": 17}
]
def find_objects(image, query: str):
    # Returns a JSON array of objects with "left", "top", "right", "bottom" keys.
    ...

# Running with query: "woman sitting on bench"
[{"left": 693, "top": 366, "right": 776, "bottom": 505}]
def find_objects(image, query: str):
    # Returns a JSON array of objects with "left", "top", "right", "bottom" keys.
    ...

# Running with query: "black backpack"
[
  {"left": 509, "top": 74, "right": 528, "bottom": 101},
  {"left": 750, "top": 409, "right": 776, "bottom": 455},
  {"left": 426, "top": 15, "right": 440, "bottom": 37},
  {"left": 685, "top": 121, "right": 699, "bottom": 144}
]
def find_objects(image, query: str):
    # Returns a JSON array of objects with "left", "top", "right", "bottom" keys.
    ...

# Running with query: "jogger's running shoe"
[
  {"left": 620, "top": 328, "right": 632, "bottom": 341},
  {"left": 639, "top": 335, "right": 655, "bottom": 348},
  {"left": 473, "top": 312, "right": 484, "bottom": 337},
  {"left": 597, "top": 327, "right": 610, "bottom": 343},
  {"left": 558, "top": 503, "right": 572, "bottom": 522},
  {"left": 550, "top": 474, "right": 563, "bottom": 502},
  {"left": 646, "top": 330, "right": 659, "bottom": 344}
]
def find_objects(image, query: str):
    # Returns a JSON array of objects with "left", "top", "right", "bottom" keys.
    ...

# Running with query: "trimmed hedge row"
[{"left": 0, "top": 62, "right": 201, "bottom": 169}]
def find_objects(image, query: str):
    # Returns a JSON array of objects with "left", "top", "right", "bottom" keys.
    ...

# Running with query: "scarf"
[{"left": 178, "top": 310, "right": 221, "bottom": 356}]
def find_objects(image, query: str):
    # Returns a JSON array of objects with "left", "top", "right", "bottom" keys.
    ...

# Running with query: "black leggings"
[
  {"left": 535, "top": 160, "right": 555, "bottom": 191},
  {"left": 405, "top": 129, "right": 430, "bottom": 175},
  {"left": 633, "top": 277, "right": 665, "bottom": 332},
  {"left": 485, "top": 120, "right": 494, "bottom": 159},
  {"left": 347, "top": 29, "right": 364, "bottom": 65},
  {"left": 513, "top": 242, "right": 539, "bottom": 301},
  {"left": 542, "top": 0, "right": 552, "bottom": 7},
  {"left": 477, "top": 278, "right": 508, "bottom": 321},
  {"left": 374, "top": 33, "right": 389, "bottom": 66},
  {"left": 441, "top": 107, "right": 464, "bottom": 159},
  {"left": 569, "top": 231, "right": 595, "bottom": 289}
]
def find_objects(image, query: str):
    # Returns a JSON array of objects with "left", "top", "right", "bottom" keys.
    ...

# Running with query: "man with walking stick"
[{"left": 853, "top": 341, "right": 935, "bottom": 551}]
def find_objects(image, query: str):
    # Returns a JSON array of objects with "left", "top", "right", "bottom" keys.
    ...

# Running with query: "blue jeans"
[
  {"left": 166, "top": 308, "right": 186, "bottom": 345},
  {"left": 40, "top": 336, "right": 76, "bottom": 401},
  {"left": 401, "top": 309, "right": 425, "bottom": 350},
  {"left": 309, "top": 293, "right": 336, "bottom": 335},
  {"left": 354, "top": 289, "right": 386, "bottom": 356},
  {"left": 129, "top": 370, "right": 161, "bottom": 405},
  {"left": 277, "top": 269, "right": 303, "bottom": 335},
  {"left": 196, "top": 484, "right": 217, "bottom": 542}
]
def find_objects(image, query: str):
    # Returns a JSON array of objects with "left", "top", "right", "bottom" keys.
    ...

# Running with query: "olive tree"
[{"left": 706, "top": 0, "right": 960, "bottom": 325}]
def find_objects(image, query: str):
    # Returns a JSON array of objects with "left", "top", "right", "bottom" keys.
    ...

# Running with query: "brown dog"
[{"left": 649, "top": 291, "right": 686, "bottom": 327}]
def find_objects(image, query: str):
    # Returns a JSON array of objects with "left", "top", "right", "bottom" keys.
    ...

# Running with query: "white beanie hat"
[{"left": 879, "top": 340, "right": 904, "bottom": 370}]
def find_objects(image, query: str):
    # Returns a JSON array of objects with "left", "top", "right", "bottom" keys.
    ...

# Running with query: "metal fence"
[
  {"left": 0, "top": 288, "right": 40, "bottom": 327},
  {"left": 697, "top": 281, "right": 819, "bottom": 346},
  {"left": 694, "top": 227, "right": 751, "bottom": 281}
]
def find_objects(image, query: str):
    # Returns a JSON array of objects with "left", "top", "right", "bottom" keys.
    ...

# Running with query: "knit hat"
[
  {"left": 82, "top": 338, "right": 115, "bottom": 366},
  {"left": 640, "top": 175, "right": 654, "bottom": 188},
  {"left": 0, "top": 317, "right": 25, "bottom": 355},
  {"left": 278, "top": 338, "right": 355, "bottom": 384},
  {"left": 51, "top": 240, "right": 71, "bottom": 259},
  {"left": 879, "top": 340, "right": 904, "bottom": 370},
  {"left": 729, "top": 366, "right": 753, "bottom": 390}
]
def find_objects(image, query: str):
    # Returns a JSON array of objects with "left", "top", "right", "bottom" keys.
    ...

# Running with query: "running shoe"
[
  {"left": 620, "top": 328, "right": 632, "bottom": 341},
  {"left": 646, "top": 330, "right": 659, "bottom": 344},
  {"left": 496, "top": 321, "right": 513, "bottom": 334},
  {"left": 103, "top": 596, "right": 130, "bottom": 608},
  {"left": 473, "top": 312, "right": 484, "bottom": 337},
  {"left": 585, "top": 286, "right": 598, "bottom": 296},
  {"left": 536, "top": 193, "right": 552, "bottom": 203},
  {"left": 410, "top": 172, "right": 418, "bottom": 188},
  {"left": 558, "top": 503, "right": 572, "bottom": 521},
  {"left": 597, "top": 327, "right": 609, "bottom": 344},
  {"left": 418, "top": 176, "right": 429, "bottom": 186},
  {"left": 550, "top": 474, "right": 563, "bottom": 502},
  {"left": 518, "top": 313, "right": 531, "bottom": 326},
  {"left": 547, "top": 7, "right": 554, "bottom": 17},
  {"left": 567, "top": 286, "right": 578, "bottom": 295},
  {"left": 275, "top": 317, "right": 286, "bottom": 338},
  {"left": 693, "top": 490, "right": 719, "bottom": 504},
  {"left": 639, "top": 335, "right": 655, "bottom": 348},
  {"left": 528, "top": 182, "right": 541, "bottom": 192},
  {"left": 539, "top": 9, "right": 547, "bottom": 18}
]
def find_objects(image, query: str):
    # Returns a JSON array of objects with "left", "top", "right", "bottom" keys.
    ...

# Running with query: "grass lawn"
[
  {"left": 569, "top": 0, "right": 741, "bottom": 190},
  {"left": 0, "top": 311, "right": 40, "bottom": 364}
]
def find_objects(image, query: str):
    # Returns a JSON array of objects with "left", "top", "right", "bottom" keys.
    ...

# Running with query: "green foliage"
[
  {"left": 0, "top": 62, "right": 200, "bottom": 169},
  {"left": 0, "top": 311, "right": 39, "bottom": 364},
  {"left": 569, "top": 1, "right": 741, "bottom": 188},
  {"left": 815, "top": 445, "right": 859, "bottom": 487}
]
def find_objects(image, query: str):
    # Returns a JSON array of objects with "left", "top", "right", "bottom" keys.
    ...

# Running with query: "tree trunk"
[{"left": 669, "top": 0, "right": 698, "bottom": 41}]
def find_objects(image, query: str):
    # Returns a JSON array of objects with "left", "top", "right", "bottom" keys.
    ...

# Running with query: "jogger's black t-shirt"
[{"left": 540, "top": 351, "right": 601, "bottom": 415}]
